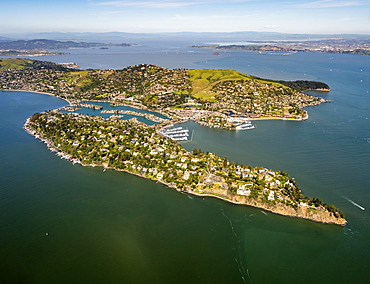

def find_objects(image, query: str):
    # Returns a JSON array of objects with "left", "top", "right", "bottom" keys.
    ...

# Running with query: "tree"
[{"left": 223, "top": 157, "right": 228, "bottom": 167}]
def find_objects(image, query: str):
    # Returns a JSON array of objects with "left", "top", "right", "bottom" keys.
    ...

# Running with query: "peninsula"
[
  {"left": 1, "top": 58, "right": 346, "bottom": 225},
  {"left": 24, "top": 111, "right": 346, "bottom": 225},
  {"left": 0, "top": 39, "right": 137, "bottom": 57},
  {"left": 190, "top": 38, "right": 370, "bottom": 56}
]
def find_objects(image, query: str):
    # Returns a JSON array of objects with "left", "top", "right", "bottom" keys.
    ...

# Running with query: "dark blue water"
[{"left": 1, "top": 49, "right": 370, "bottom": 283}]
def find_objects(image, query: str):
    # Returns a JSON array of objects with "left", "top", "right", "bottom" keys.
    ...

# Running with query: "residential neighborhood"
[
  {"left": 0, "top": 59, "right": 330, "bottom": 129},
  {"left": 1, "top": 58, "right": 346, "bottom": 224},
  {"left": 24, "top": 111, "right": 346, "bottom": 225}
]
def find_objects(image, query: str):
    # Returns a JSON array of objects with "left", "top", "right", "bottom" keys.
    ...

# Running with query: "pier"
[{"left": 160, "top": 126, "right": 193, "bottom": 141}]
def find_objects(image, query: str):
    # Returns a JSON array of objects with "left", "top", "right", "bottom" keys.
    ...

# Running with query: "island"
[
  {"left": 0, "top": 50, "right": 65, "bottom": 57},
  {"left": 0, "top": 39, "right": 137, "bottom": 57},
  {"left": 1, "top": 58, "right": 346, "bottom": 225}
]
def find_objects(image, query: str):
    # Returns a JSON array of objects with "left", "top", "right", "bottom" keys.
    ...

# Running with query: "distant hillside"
[
  {"left": 0, "top": 36, "right": 12, "bottom": 42},
  {"left": 0, "top": 58, "right": 74, "bottom": 71},
  {"left": 4, "top": 31, "right": 370, "bottom": 42},
  {"left": 0, "top": 39, "right": 134, "bottom": 50}
]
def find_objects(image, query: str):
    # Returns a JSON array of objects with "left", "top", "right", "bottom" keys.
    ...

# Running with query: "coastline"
[
  {"left": 5, "top": 88, "right": 310, "bottom": 128},
  {"left": 13, "top": 90, "right": 305, "bottom": 124},
  {"left": 248, "top": 116, "right": 307, "bottom": 121},
  {"left": 2, "top": 89, "right": 73, "bottom": 106},
  {"left": 305, "top": 88, "right": 331, "bottom": 92},
  {"left": 23, "top": 116, "right": 347, "bottom": 226},
  {"left": 187, "top": 191, "right": 347, "bottom": 226}
]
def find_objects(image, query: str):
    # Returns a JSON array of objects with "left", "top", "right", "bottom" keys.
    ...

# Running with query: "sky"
[{"left": 1, "top": 0, "right": 369, "bottom": 35}]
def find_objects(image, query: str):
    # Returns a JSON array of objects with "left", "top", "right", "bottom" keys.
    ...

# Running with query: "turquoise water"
[{"left": 1, "top": 50, "right": 370, "bottom": 283}]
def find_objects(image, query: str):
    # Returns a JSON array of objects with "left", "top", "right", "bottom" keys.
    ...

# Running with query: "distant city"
[{"left": 192, "top": 38, "right": 370, "bottom": 56}]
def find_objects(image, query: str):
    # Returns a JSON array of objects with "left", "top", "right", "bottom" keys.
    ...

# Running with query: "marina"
[
  {"left": 235, "top": 120, "right": 255, "bottom": 130},
  {"left": 228, "top": 117, "right": 256, "bottom": 130},
  {"left": 160, "top": 126, "right": 194, "bottom": 141}
]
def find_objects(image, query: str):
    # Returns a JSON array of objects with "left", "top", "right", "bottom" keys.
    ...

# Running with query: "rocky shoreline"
[
  {"left": 188, "top": 191, "right": 347, "bottom": 226},
  {"left": 23, "top": 115, "right": 347, "bottom": 226}
]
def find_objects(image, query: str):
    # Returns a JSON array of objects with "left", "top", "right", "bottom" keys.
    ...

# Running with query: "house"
[
  {"left": 268, "top": 191, "right": 275, "bottom": 201},
  {"left": 157, "top": 172, "right": 164, "bottom": 180},
  {"left": 237, "top": 184, "right": 251, "bottom": 196},
  {"left": 183, "top": 171, "right": 190, "bottom": 180}
]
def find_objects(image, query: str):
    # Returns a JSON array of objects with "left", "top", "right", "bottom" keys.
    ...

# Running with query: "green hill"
[{"left": 0, "top": 59, "right": 329, "bottom": 118}]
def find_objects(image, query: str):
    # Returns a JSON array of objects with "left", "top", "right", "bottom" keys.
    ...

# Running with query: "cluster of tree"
[
  {"left": 192, "top": 148, "right": 203, "bottom": 155},
  {"left": 278, "top": 80, "right": 330, "bottom": 92},
  {"left": 345, "top": 49, "right": 370, "bottom": 56},
  {"left": 27, "top": 60, "right": 74, "bottom": 71},
  {"left": 308, "top": 197, "right": 345, "bottom": 218}
]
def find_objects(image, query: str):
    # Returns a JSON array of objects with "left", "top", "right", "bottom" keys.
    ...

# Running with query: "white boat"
[
  {"left": 160, "top": 126, "right": 193, "bottom": 141},
  {"left": 162, "top": 129, "right": 189, "bottom": 135},
  {"left": 235, "top": 121, "right": 255, "bottom": 130}
]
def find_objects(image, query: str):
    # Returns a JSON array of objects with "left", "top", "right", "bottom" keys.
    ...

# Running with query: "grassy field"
[
  {"left": 0, "top": 58, "right": 33, "bottom": 71},
  {"left": 188, "top": 69, "right": 287, "bottom": 101},
  {"left": 61, "top": 70, "right": 92, "bottom": 85}
]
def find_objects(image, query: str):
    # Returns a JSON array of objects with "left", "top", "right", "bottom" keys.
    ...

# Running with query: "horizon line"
[{"left": 1, "top": 30, "right": 370, "bottom": 36}]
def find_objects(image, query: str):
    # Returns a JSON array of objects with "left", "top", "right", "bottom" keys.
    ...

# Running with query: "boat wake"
[
  {"left": 218, "top": 203, "right": 248, "bottom": 283},
  {"left": 341, "top": 195, "right": 365, "bottom": 211},
  {"left": 261, "top": 210, "right": 268, "bottom": 216}
]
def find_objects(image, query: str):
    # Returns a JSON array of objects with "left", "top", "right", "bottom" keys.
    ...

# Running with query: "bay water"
[{"left": 1, "top": 47, "right": 369, "bottom": 283}]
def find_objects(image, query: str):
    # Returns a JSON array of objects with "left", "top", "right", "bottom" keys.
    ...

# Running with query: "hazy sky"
[{"left": 2, "top": 0, "right": 369, "bottom": 34}]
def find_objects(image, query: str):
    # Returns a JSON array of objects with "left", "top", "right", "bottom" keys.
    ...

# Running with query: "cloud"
[
  {"left": 89, "top": 11, "right": 121, "bottom": 16},
  {"left": 96, "top": 1, "right": 194, "bottom": 8},
  {"left": 264, "top": 25, "right": 279, "bottom": 29},
  {"left": 95, "top": 0, "right": 251, "bottom": 8},
  {"left": 170, "top": 14, "right": 239, "bottom": 20},
  {"left": 294, "top": 0, "right": 362, "bottom": 9}
]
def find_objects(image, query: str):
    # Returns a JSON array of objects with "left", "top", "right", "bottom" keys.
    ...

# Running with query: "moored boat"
[{"left": 235, "top": 121, "right": 255, "bottom": 130}]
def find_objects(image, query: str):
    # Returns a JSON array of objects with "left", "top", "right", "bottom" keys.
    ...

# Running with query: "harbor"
[
  {"left": 227, "top": 117, "right": 256, "bottom": 130},
  {"left": 160, "top": 126, "right": 194, "bottom": 141}
]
